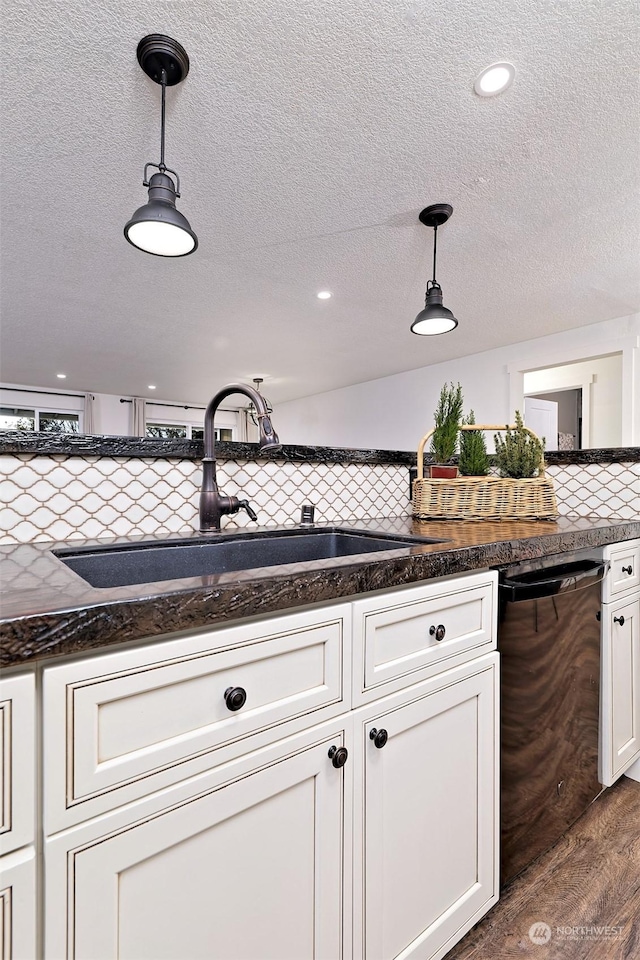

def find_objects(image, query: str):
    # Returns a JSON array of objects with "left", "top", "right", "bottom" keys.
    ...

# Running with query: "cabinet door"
[
  {"left": 46, "top": 731, "right": 348, "bottom": 960},
  {"left": 0, "top": 674, "right": 35, "bottom": 857},
  {"left": 0, "top": 847, "right": 36, "bottom": 960},
  {"left": 601, "top": 597, "right": 640, "bottom": 785},
  {"left": 356, "top": 658, "right": 498, "bottom": 960}
]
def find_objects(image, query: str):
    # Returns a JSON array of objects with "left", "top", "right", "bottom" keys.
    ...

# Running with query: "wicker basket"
[{"left": 412, "top": 423, "right": 559, "bottom": 521}]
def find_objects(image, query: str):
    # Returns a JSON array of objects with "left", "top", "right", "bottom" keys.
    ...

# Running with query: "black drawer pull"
[
  {"left": 622, "top": 565, "right": 633, "bottom": 575},
  {"left": 429, "top": 624, "right": 446, "bottom": 642},
  {"left": 369, "top": 728, "right": 388, "bottom": 749},
  {"left": 328, "top": 745, "right": 348, "bottom": 768},
  {"left": 614, "top": 616, "right": 625, "bottom": 626},
  {"left": 224, "top": 686, "right": 247, "bottom": 711}
]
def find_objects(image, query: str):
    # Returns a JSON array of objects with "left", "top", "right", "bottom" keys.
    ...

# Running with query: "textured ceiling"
[{"left": 1, "top": 0, "right": 639, "bottom": 406}]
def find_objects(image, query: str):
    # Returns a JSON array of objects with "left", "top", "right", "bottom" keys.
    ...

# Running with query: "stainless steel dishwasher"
[{"left": 497, "top": 551, "right": 608, "bottom": 887}]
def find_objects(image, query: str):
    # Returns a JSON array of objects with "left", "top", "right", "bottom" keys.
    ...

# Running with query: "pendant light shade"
[
  {"left": 411, "top": 204, "right": 458, "bottom": 336},
  {"left": 411, "top": 284, "right": 458, "bottom": 336},
  {"left": 125, "top": 172, "right": 197, "bottom": 257},
  {"left": 125, "top": 35, "right": 198, "bottom": 257}
]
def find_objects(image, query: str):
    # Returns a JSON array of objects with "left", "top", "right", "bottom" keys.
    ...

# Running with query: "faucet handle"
[{"left": 237, "top": 500, "right": 258, "bottom": 522}]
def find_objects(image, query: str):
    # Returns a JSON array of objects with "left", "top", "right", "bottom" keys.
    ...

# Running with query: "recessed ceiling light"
[
  {"left": 317, "top": 291, "right": 332, "bottom": 300},
  {"left": 148, "top": 384, "right": 157, "bottom": 390},
  {"left": 473, "top": 62, "right": 516, "bottom": 97},
  {"left": 56, "top": 373, "right": 66, "bottom": 379}
]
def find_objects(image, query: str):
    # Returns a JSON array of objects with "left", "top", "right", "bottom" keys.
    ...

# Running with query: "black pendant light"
[
  {"left": 124, "top": 35, "right": 198, "bottom": 257},
  {"left": 411, "top": 204, "right": 458, "bottom": 336}
]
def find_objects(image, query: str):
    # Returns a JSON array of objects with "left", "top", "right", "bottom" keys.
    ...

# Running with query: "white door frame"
[{"left": 508, "top": 335, "right": 640, "bottom": 446}]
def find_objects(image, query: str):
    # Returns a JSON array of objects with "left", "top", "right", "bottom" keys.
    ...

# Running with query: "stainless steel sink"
[{"left": 53, "top": 528, "right": 446, "bottom": 588}]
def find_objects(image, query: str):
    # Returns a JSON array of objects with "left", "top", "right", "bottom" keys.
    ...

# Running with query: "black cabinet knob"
[
  {"left": 369, "top": 727, "right": 388, "bottom": 749},
  {"left": 224, "top": 686, "right": 247, "bottom": 711},
  {"left": 614, "top": 616, "right": 625, "bottom": 626},
  {"left": 429, "top": 624, "right": 446, "bottom": 642},
  {"left": 328, "top": 745, "right": 348, "bottom": 768},
  {"left": 622, "top": 566, "right": 633, "bottom": 575}
]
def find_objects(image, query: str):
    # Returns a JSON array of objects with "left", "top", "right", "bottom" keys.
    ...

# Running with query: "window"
[
  {"left": 39, "top": 412, "right": 80, "bottom": 433},
  {"left": 0, "top": 406, "right": 80, "bottom": 433},
  {"left": 190, "top": 428, "right": 233, "bottom": 441},
  {"left": 146, "top": 423, "right": 233, "bottom": 441},
  {"left": 146, "top": 423, "right": 188, "bottom": 439},
  {"left": 0, "top": 407, "right": 36, "bottom": 430}
]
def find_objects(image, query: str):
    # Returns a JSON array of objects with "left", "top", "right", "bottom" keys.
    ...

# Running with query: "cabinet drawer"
[
  {"left": 44, "top": 605, "right": 348, "bottom": 831},
  {"left": 352, "top": 571, "right": 497, "bottom": 704},
  {"left": 0, "top": 674, "right": 35, "bottom": 857},
  {"left": 603, "top": 540, "right": 640, "bottom": 602}
]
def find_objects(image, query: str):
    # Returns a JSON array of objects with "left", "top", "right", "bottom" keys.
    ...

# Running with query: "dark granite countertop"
[
  {"left": 1, "top": 516, "right": 638, "bottom": 668},
  {"left": 0, "top": 432, "right": 416, "bottom": 464},
  {"left": 1, "top": 432, "right": 638, "bottom": 466}
]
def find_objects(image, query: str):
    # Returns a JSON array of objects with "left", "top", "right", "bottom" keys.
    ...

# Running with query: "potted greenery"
[
  {"left": 429, "top": 382, "right": 463, "bottom": 478},
  {"left": 494, "top": 410, "right": 545, "bottom": 478},
  {"left": 458, "top": 410, "right": 490, "bottom": 476}
]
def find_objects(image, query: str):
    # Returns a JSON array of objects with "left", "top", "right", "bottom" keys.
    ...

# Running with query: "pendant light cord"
[
  {"left": 432, "top": 225, "right": 438, "bottom": 285},
  {"left": 159, "top": 69, "right": 167, "bottom": 171}
]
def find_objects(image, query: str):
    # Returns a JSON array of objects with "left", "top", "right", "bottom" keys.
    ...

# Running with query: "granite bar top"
[
  {"left": 2, "top": 516, "right": 638, "bottom": 668},
  {"left": 0, "top": 432, "right": 415, "bottom": 464},
  {"left": 1, "top": 432, "right": 638, "bottom": 466}
]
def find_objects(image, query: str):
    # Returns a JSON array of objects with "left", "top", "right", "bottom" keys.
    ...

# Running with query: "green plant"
[
  {"left": 458, "top": 411, "right": 489, "bottom": 476},
  {"left": 430, "top": 382, "right": 463, "bottom": 462},
  {"left": 494, "top": 411, "right": 545, "bottom": 479}
]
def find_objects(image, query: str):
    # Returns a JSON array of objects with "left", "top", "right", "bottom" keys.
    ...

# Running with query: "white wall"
[
  {"left": 94, "top": 392, "right": 131, "bottom": 435},
  {"left": 0, "top": 385, "right": 85, "bottom": 415},
  {"left": 275, "top": 314, "right": 640, "bottom": 451}
]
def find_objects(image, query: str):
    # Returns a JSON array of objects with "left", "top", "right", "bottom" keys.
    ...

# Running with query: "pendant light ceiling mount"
[
  {"left": 418, "top": 203, "right": 453, "bottom": 229},
  {"left": 124, "top": 34, "right": 198, "bottom": 258},
  {"left": 136, "top": 34, "right": 190, "bottom": 86},
  {"left": 411, "top": 203, "right": 459, "bottom": 337}
]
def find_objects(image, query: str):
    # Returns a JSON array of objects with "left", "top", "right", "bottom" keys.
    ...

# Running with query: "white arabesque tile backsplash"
[
  {"left": 0, "top": 455, "right": 410, "bottom": 544},
  {"left": 1, "top": 455, "right": 638, "bottom": 545},
  {"left": 546, "top": 462, "right": 640, "bottom": 520}
]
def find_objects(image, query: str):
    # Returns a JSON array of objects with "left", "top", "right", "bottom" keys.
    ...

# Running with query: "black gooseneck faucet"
[{"left": 199, "top": 383, "right": 281, "bottom": 532}]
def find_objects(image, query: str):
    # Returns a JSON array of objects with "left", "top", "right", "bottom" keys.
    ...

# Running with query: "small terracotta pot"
[{"left": 429, "top": 464, "right": 459, "bottom": 479}]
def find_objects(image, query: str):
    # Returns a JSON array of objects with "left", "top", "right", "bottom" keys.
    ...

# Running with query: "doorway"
[{"left": 525, "top": 389, "right": 582, "bottom": 451}]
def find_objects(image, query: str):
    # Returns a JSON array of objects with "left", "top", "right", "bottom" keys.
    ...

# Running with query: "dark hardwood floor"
[{"left": 445, "top": 776, "right": 640, "bottom": 959}]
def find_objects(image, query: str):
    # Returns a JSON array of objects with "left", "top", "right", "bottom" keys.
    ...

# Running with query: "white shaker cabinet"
[
  {"left": 601, "top": 540, "right": 640, "bottom": 786},
  {"left": 42, "top": 570, "right": 499, "bottom": 960},
  {"left": 353, "top": 658, "right": 499, "bottom": 960},
  {"left": 45, "top": 723, "right": 350, "bottom": 960}
]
